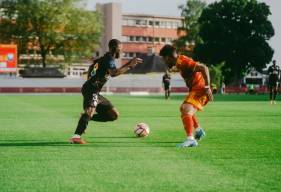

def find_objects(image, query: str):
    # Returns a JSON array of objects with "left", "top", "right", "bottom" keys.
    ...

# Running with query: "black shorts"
[
  {"left": 269, "top": 75, "right": 278, "bottom": 88},
  {"left": 164, "top": 83, "right": 170, "bottom": 90},
  {"left": 269, "top": 81, "right": 278, "bottom": 89},
  {"left": 81, "top": 82, "right": 114, "bottom": 114},
  {"left": 269, "top": 82, "right": 278, "bottom": 89}
]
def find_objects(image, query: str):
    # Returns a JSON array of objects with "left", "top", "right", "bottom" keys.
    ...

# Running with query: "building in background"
[
  {"left": 97, "top": 3, "right": 184, "bottom": 66},
  {"left": 122, "top": 14, "right": 184, "bottom": 65}
]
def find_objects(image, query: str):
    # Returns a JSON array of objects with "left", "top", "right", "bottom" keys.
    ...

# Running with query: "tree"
[
  {"left": 174, "top": 0, "right": 206, "bottom": 57},
  {"left": 0, "top": 0, "right": 102, "bottom": 68},
  {"left": 194, "top": 0, "right": 274, "bottom": 84}
]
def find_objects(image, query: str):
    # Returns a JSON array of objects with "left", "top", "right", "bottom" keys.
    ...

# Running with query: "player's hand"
[
  {"left": 205, "top": 86, "right": 213, "bottom": 101},
  {"left": 129, "top": 57, "right": 142, "bottom": 68}
]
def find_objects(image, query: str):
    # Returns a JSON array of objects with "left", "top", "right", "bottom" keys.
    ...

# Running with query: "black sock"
[
  {"left": 270, "top": 89, "right": 273, "bottom": 100},
  {"left": 74, "top": 113, "right": 90, "bottom": 135}
]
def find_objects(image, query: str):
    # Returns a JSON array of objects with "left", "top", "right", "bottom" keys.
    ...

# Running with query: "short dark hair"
[
  {"left": 108, "top": 39, "right": 121, "bottom": 49},
  {"left": 159, "top": 44, "right": 176, "bottom": 57}
]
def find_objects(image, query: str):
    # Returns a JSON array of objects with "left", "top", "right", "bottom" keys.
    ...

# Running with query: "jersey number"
[{"left": 90, "top": 63, "right": 99, "bottom": 77}]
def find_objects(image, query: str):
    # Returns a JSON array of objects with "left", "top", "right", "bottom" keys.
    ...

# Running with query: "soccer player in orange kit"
[{"left": 160, "top": 45, "right": 213, "bottom": 147}]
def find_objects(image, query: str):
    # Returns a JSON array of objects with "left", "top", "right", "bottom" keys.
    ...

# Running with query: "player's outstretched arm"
[
  {"left": 109, "top": 57, "right": 142, "bottom": 77},
  {"left": 195, "top": 63, "right": 213, "bottom": 101}
]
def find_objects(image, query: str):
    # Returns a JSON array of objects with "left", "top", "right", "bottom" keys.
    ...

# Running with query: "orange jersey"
[{"left": 176, "top": 55, "right": 205, "bottom": 91}]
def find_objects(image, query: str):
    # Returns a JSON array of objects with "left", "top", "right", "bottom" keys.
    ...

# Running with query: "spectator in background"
[
  {"left": 162, "top": 71, "right": 171, "bottom": 99},
  {"left": 268, "top": 60, "right": 280, "bottom": 104},
  {"left": 221, "top": 82, "right": 225, "bottom": 94}
]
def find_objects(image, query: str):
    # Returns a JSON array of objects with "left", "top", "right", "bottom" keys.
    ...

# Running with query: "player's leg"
[
  {"left": 177, "top": 103, "right": 198, "bottom": 147},
  {"left": 92, "top": 95, "right": 119, "bottom": 122},
  {"left": 166, "top": 85, "right": 171, "bottom": 99},
  {"left": 193, "top": 115, "right": 206, "bottom": 141},
  {"left": 72, "top": 106, "right": 95, "bottom": 142},
  {"left": 192, "top": 115, "right": 199, "bottom": 128},
  {"left": 92, "top": 108, "right": 119, "bottom": 122},
  {"left": 164, "top": 86, "right": 167, "bottom": 99},
  {"left": 273, "top": 85, "right": 278, "bottom": 104},
  {"left": 70, "top": 91, "right": 98, "bottom": 144}
]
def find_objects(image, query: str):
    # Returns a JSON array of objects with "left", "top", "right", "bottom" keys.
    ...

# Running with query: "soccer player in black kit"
[
  {"left": 162, "top": 71, "right": 171, "bottom": 99},
  {"left": 70, "top": 39, "right": 142, "bottom": 144},
  {"left": 268, "top": 60, "right": 280, "bottom": 104}
]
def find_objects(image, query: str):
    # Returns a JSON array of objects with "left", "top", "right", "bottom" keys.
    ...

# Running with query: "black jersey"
[
  {"left": 268, "top": 65, "right": 280, "bottom": 81},
  {"left": 86, "top": 52, "right": 117, "bottom": 92},
  {"left": 162, "top": 74, "right": 171, "bottom": 85}
]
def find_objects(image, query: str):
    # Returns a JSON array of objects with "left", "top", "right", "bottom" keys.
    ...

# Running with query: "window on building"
[
  {"left": 127, "top": 19, "right": 135, "bottom": 26},
  {"left": 154, "top": 37, "right": 160, "bottom": 42},
  {"left": 160, "top": 21, "right": 166, "bottom": 28},
  {"left": 161, "top": 37, "right": 166, "bottom": 43},
  {"left": 167, "top": 22, "right": 172, "bottom": 29},
  {"left": 141, "top": 20, "right": 147, "bottom": 26},
  {"left": 129, "top": 36, "right": 135, "bottom": 42},
  {"left": 154, "top": 21, "right": 160, "bottom": 27},
  {"left": 167, "top": 38, "right": 173, "bottom": 44},
  {"left": 129, "top": 52, "right": 135, "bottom": 58},
  {"left": 172, "top": 22, "right": 178, "bottom": 29},
  {"left": 148, "top": 37, "right": 153, "bottom": 42},
  {"left": 136, "top": 36, "right": 141, "bottom": 42},
  {"left": 142, "top": 36, "right": 147, "bottom": 42},
  {"left": 136, "top": 20, "right": 141, "bottom": 25},
  {"left": 148, "top": 20, "right": 154, "bottom": 26}
]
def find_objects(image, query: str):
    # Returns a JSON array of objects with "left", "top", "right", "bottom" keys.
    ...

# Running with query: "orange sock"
[
  {"left": 192, "top": 115, "right": 199, "bottom": 129},
  {"left": 181, "top": 114, "right": 193, "bottom": 136}
]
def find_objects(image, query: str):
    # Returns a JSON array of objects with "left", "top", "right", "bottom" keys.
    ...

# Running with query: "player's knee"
[
  {"left": 181, "top": 104, "right": 195, "bottom": 115},
  {"left": 85, "top": 107, "right": 95, "bottom": 118},
  {"left": 108, "top": 109, "right": 119, "bottom": 121},
  {"left": 112, "top": 110, "right": 119, "bottom": 121},
  {"left": 81, "top": 113, "right": 90, "bottom": 121}
]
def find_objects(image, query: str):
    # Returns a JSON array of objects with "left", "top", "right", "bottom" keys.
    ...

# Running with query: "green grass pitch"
[{"left": 0, "top": 94, "right": 281, "bottom": 192}]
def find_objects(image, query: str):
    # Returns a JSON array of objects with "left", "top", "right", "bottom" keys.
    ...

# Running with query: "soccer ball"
[{"left": 134, "top": 123, "right": 150, "bottom": 137}]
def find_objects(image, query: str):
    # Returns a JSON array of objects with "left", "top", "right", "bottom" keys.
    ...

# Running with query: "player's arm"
[
  {"left": 108, "top": 57, "right": 142, "bottom": 77},
  {"left": 194, "top": 63, "right": 213, "bottom": 101},
  {"left": 169, "top": 66, "right": 179, "bottom": 73}
]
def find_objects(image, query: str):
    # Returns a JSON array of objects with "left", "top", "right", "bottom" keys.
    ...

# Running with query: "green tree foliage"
[
  {"left": 0, "top": 0, "right": 102, "bottom": 68},
  {"left": 209, "top": 63, "right": 223, "bottom": 89},
  {"left": 174, "top": 0, "right": 206, "bottom": 56},
  {"left": 194, "top": 0, "right": 274, "bottom": 84}
]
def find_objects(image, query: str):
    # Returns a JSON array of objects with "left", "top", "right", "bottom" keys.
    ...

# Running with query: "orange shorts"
[{"left": 184, "top": 90, "right": 209, "bottom": 111}]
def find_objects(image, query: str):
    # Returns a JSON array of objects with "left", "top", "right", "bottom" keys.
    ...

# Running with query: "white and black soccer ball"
[{"left": 134, "top": 123, "right": 150, "bottom": 137}]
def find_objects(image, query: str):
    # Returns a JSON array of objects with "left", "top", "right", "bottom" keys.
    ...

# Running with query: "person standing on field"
[
  {"left": 162, "top": 71, "right": 171, "bottom": 99},
  {"left": 268, "top": 60, "right": 280, "bottom": 104}
]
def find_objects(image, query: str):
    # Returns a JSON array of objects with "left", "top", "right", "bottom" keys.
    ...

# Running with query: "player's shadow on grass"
[
  {"left": 0, "top": 141, "right": 70, "bottom": 147},
  {"left": 90, "top": 136, "right": 136, "bottom": 139},
  {"left": 0, "top": 140, "right": 177, "bottom": 147}
]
